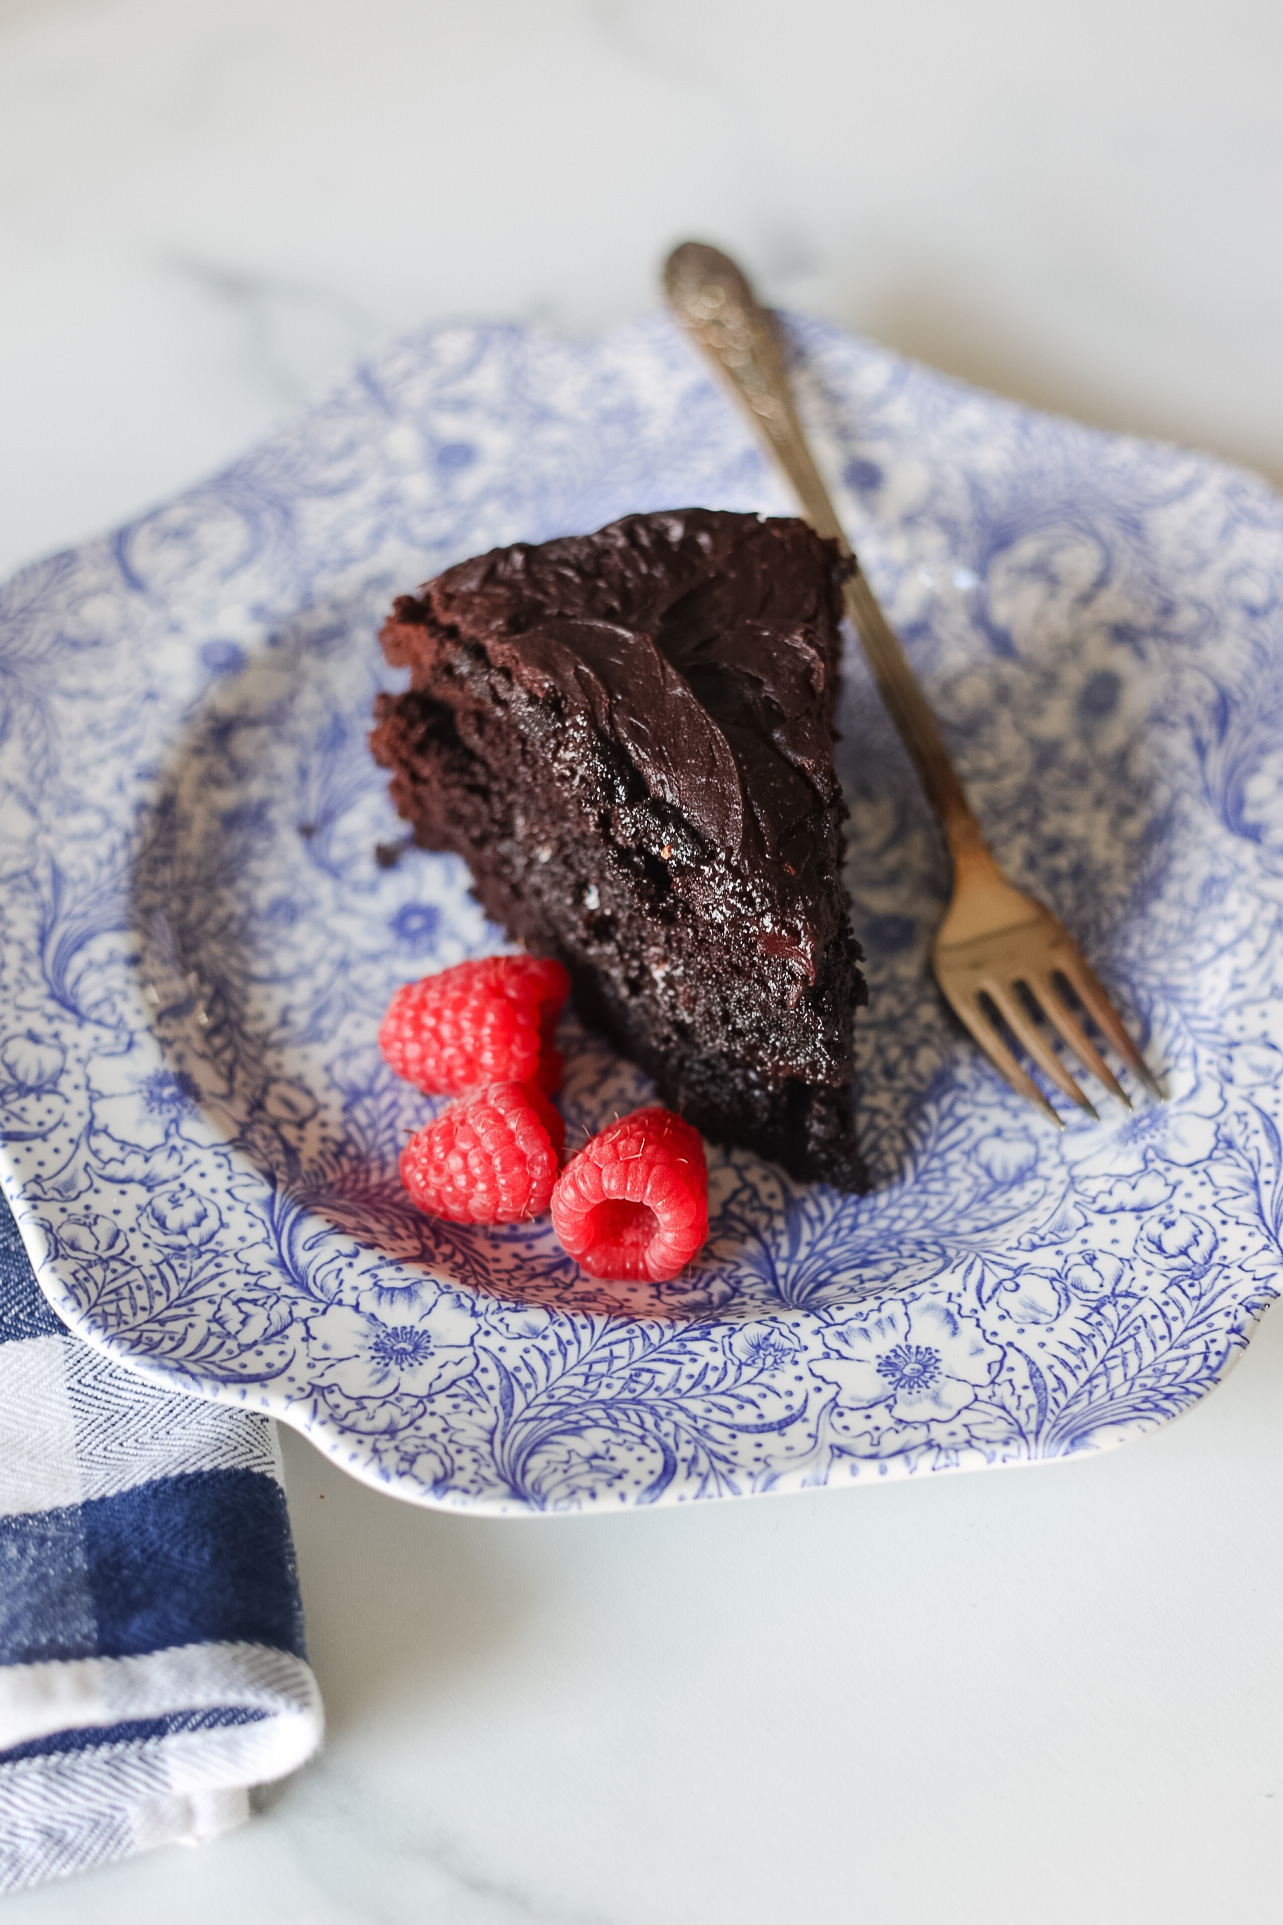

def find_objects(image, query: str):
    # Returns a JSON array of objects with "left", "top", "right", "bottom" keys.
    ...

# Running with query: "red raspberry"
[
  {"left": 380, "top": 954, "right": 569, "bottom": 1096},
  {"left": 399, "top": 1081, "right": 566, "bottom": 1225},
  {"left": 550, "top": 1106, "right": 708, "bottom": 1282}
]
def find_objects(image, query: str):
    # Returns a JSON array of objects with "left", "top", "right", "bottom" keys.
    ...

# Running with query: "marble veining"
[{"left": 3, "top": 0, "right": 1282, "bottom": 584}]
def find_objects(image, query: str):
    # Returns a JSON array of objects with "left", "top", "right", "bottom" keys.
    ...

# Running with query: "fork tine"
[
  {"left": 1033, "top": 975, "right": 1131, "bottom": 1108},
  {"left": 985, "top": 981, "right": 1099, "bottom": 1121},
  {"left": 938, "top": 982, "right": 1065, "bottom": 1127},
  {"left": 1054, "top": 951, "right": 1164, "bottom": 1099}
]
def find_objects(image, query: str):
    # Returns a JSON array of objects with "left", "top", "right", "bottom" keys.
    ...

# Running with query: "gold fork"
[{"left": 663, "top": 240, "right": 1162, "bottom": 1125}]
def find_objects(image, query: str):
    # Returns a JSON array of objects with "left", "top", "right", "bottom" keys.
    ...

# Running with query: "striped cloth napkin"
[{"left": 0, "top": 1194, "right": 322, "bottom": 1893}]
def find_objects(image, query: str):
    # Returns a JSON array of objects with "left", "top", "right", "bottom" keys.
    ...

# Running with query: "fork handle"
[{"left": 663, "top": 241, "right": 992, "bottom": 873}]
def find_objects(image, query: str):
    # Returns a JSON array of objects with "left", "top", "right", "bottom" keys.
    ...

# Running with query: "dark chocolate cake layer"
[{"left": 371, "top": 508, "right": 867, "bottom": 1189}]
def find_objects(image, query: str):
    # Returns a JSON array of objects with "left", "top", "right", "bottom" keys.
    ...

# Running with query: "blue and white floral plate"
[{"left": 1, "top": 314, "right": 1282, "bottom": 1513}]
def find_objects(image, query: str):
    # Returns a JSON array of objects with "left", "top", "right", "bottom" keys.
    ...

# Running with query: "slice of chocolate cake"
[{"left": 371, "top": 508, "right": 867, "bottom": 1189}]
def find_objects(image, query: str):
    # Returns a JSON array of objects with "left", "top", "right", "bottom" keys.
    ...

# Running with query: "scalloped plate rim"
[{"left": 0, "top": 309, "right": 1280, "bottom": 1513}]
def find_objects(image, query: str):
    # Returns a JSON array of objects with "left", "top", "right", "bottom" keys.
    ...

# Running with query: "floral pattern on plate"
[{"left": 0, "top": 313, "right": 1281, "bottom": 1511}]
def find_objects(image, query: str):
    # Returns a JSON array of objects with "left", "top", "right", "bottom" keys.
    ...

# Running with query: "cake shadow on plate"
[{"left": 127, "top": 565, "right": 1163, "bottom": 1323}]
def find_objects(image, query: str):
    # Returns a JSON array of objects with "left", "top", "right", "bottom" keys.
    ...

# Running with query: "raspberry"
[
  {"left": 399, "top": 1081, "right": 566, "bottom": 1225},
  {"left": 380, "top": 954, "right": 569, "bottom": 1096},
  {"left": 550, "top": 1106, "right": 708, "bottom": 1282}
]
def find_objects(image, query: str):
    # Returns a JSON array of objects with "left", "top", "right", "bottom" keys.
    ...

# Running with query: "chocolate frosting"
[{"left": 386, "top": 510, "right": 849, "bottom": 892}]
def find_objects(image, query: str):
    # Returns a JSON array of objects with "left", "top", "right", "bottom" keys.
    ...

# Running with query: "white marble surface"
[
  {"left": 2, "top": 0, "right": 1283, "bottom": 583},
  {"left": 2, "top": 0, "right": 1282, "bottom": 1917},
  {"left": 4, "top": 1330, "right": 1283, "bottom": 1925}
]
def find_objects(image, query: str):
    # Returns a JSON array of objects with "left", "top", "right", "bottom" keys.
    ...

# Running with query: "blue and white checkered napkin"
[{"left": 0, "top": 1195, "right": 323, "bottom": 1893}]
